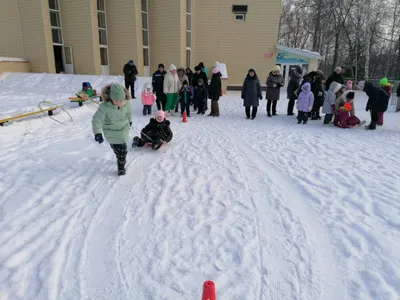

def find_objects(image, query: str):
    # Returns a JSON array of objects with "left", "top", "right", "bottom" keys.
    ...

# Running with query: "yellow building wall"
[
  {"left": 0, "top": 0, "right": 25, "bottom": 59},
  {"left": 17, "top": 0, "right": 55, "bottom": 73},
  {"left": 194, "top": 0, "right": 281, "bottom": 85},
  {"left": 107, "top": 0, "right": 142, "bottom": 76},
  {"left": 148, "top": 0, "right": 185, "bottom": 72},
  {"left": 60, "top": 0, "right": 101, "bottom": 75},
  {"left": 0, "top": 61, "right": 31, "bottom": 74}
]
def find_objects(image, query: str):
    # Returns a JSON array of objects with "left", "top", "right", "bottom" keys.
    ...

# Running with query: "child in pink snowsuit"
[{"left": 141, "top": 83, "right": 156, "bottom": 115}]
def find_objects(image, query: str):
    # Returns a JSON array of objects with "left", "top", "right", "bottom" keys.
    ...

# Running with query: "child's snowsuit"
[
  {"left": 336, "top": 106, "right": 361, "bottom": 128},
  {"left": 133, "top": 118, "right": 173, "bottom": 150},
  {"left": 296, "top": 82, "right": 314, "bottom": 124},
  {"left": 322, "top": 81, "right": 341, "bottom": 124},
  {"left": 194, "top": 83, "right": 207, "bottom": 114},
  {"left": 179, "top": 86, "right": 193, "bottom": 117},
  {"left": 92, "top": 84, "right": 132, "bottom": 174},
  {"left": 142, "top": 84, "right": 156, "bottom": 115}
]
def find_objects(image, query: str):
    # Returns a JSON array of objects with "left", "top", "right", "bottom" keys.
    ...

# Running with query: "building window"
[
  {"left": 234, "top": 13, "right": 246, "bottom": 21},
  {"left": 100, "top": 47, "right": 108, "bottom": 65},
  {"left": 49, "top": 0, "right": 63, "bottom": 45},
  {"left": 142, "top": 0, "right": 149, "bottom": 66},
  {"left": 97, "top": 0, "right": 109, "bottom": 66},
  {"left": 186, "top": 0, "right": 191, "bottom": 67},
  {"left": 97, "top": 0, "right": 107, "bottom": 46}
]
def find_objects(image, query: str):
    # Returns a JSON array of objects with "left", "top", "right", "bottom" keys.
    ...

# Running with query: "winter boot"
[
  {"left": 117, "top": 161, "right": 126, "bottom": 176},
  {"left": 152, "top": 139, "right": 163, "bottom": 150},
  {"left": 132, "top": 136, "right": 139, "bottom": 148}
]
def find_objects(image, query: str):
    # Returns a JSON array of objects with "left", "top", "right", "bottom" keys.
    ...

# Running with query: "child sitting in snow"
[
  {"left": 92, "top": 84, "right": 132, "bottom": 176},
  {"left": 336, "top": 102, "right": 364, "bottom": 128},
  {"left": 141, "top": 84, "right": 156, "bottom": 116},
  {"left": 179, "top": 80, "right": 193, "bottom": 117},
  {"left": 296, "top": 82, "right": 314, "bottom": 124},
  {"left": 131, "top": 110, "right": 173, "bottom": 151}
]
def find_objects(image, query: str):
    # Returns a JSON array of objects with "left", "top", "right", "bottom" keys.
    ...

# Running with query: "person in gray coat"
[
  {"left": 266, "top": 65, "right": 285, "bottom": 117},
  {"left": 322, "top": 81, "right": 341, "bottom": 124},
  {"left": 242, "top": 68, "right": 262, "bottom": 119}
]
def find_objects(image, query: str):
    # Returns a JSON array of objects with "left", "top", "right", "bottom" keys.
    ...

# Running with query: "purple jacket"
[{"left": 296, "top": 82, "right": 314, "bottom": 112}]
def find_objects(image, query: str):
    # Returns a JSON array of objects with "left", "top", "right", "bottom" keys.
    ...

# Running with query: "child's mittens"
[{"left": 94, "top": 133, "right": 104, "bottom": 144}]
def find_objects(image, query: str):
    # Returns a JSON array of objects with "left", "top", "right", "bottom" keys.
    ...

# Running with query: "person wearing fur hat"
[
  {"left": 192, "top": 66, "right": 209, "bottom": 109},
  {"left": 152, "top": 63, "right": 167, "bottom": 110},
  {"left": 357, "top": 80, "right": 390, "bottom": 130},
  {"left": 131, "top": 110, "right": 173, "bottom": 151},
  {"left": 163, "top": 64, "right": 180, "bottom": 115},
  {"left": 208, "top": 67, "right": 222, "bottom": 117},
  {"left": 194, "top": 78, "right": 207, "bottom": 115},
  {"left": 322, "top": 81, "right": 341, "bottom": 124},
  {"left": 123, "top": 60, "right": 138, "bottom": 98},
  {"left": 266, "top": 65, "right": 284, "bottom": 117},
  {"left": 325, "top": 66, "right": 345, "bottom": 91},
  {"left": 141, "top": 83, "right": 156, "bottom": 115},
  {"left": 296, "top": 82, "right": 314, "bottom": 124},
  {"left": 242, "top": 68, "right": 262, "bottom": 119},
  {"left": 336, "top": 102, "right": 363, "bottom": 128},
  {"left": 92, "top": 84, "right": 132, "bottom": 176},
  {"left": 286, "top": 66, "right": 303, "bottom": 115}
]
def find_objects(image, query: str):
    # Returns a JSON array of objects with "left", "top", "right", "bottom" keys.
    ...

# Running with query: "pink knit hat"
[
  {"left": 212, "top": 67, "right": 220, "bottom": 74},
  {"left": 155, "top": 110, "right": 165, "bottom": 122}
]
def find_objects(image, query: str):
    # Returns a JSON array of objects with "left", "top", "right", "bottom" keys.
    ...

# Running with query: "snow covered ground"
[{"left": 0, "top": 73, "right": 399, "bottom": 300}]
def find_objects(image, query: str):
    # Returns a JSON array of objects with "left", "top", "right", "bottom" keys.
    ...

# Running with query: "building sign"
[{"left": 276, "top": 52, "right": 308, "bottom": 64}]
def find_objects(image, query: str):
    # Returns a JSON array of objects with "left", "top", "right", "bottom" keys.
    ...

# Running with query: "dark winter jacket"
[
  {"left": 192, "top": 71, "right": 208, "bottom": 89},
  {"left": 266, "top": 72, "right": 284, "bottom": 101},
  {"left": 242, "top": 74, "right": 262, "bottom": 107},
  {"left": 325, "top": 72, "right": 345, "bottom": 91},
  {"left": 141, "top": 118, "right": 173, "bottom": 142},
  {"left": 194, "top": 84, "right": 207, "bottom": 101},
  {"left": 364, "top": 82, "right": 390, "bottom": 113},
  {"left": 287, "top": 68, "right": 302, "bottom": 99},
  {"left": 397, "top": 84, "right": 400, "bottom": 97},
  {"left": 311, "top": 77, "right": 325, "bottom": 107},
  {"left": 152, "top": 70, "right": 167, "bottom": 93},
  {"left": 123, "top": 63, "right": 138, "bottom": 82},
  {"left": 179, "top": 87, "right": 193, "bottom": 104},
  {"left": 186, "top": 68, "right": 194, "bottom": 85},
  {"left": 208, "top": 74, "right": 222, "bottom": 101}
]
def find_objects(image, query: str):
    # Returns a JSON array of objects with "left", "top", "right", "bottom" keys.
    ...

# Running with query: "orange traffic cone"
[
  {"left": 182, "top": 111, "right": 188, "bottom": 123},
  {"left": 201, "top": 280, "right": 216, "bottom": 300}
]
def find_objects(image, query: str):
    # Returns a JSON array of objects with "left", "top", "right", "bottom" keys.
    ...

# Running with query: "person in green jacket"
[{"left": 92, "top": 83, "right": 132, "bottom": 176}]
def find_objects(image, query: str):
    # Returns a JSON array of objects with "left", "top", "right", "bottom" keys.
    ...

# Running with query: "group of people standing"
[{"left": 151, "top": 62, "right": 222, "bottom": 117}]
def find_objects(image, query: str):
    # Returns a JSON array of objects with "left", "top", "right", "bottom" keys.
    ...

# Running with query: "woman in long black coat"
[
  {"left": 286, "top": 66, "right": 302, "bottom": 115},
  {"left": 208, "top": 68, "right": 222, "bottom": 117},
  {"left": 241, "top": 68, "right": 262, "bottom": 119}
]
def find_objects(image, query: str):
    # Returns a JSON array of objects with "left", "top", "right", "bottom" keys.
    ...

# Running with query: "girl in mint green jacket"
[{"left": 92, "top": 84, "right": 132, "bottom": 176}]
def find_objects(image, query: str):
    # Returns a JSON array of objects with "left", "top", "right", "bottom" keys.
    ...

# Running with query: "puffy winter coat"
[
  {"left": 266, "top": 72, "right": 284, "bottom": 101},
  {"left": 152, "top": 70, "right": 167, "bottom": 93},
  {"left": 208, "top": 73, "right": 222, "bottom": 101},
  {"left": 325, "top": 72, "right": 345, "bottom": 91},
  {"left": 322, "top": 82, "right": 341, "bottom": 114},
  {"left": 123, "top": 63, "right": 138, "bottom": 82},
  {"left": 163, "top": 64, "right": 180, "bottom": 94},
  {"left": 336, "top": 108, "right": 361, "bottom": 128},
  {"left": 242, "top": 73, "right": 262, "bottom": 107},
  {"left": 311, "top": 78, "right": 325, "bottom": 108},
  {"left": 92, "top": 84, "right": 132, "bottom": 144},
  {"left": 287, "top": 67, "right": 302, "bottom": 99},
  {"left": 194, "top": 85, "right": 207, "bottom": 101},
  {"left": 335, "top": 90, "right": 355, "bottom": 116},
  {"left": 179, "top": 87, "right": 193, "bottom": 104},
  {"left": 364, "top": 82, "right": 390, "bottom": 112},
  {"left": 142, "top": 118, "right": 173, "bottom": 142},
  {"left": 296, "top": 82, "right": 314, "bottom": 112},
  {"left": 192, "top": 71, "right": 208, "bottom": 89},
  {"left": 142, "top": 85, "right": 156, "bottom": 106}
]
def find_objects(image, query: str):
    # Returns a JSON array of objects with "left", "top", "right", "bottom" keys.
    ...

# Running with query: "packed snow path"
[{"left": 0, "top": 73, "right": 399, "bottom": 300}]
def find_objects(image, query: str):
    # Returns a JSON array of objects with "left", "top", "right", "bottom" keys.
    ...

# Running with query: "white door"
[
  {"left": 143, "top": 66, "right": 150, "bottom": 77},
  {"left": 63, "top": 46, "right": 74, "bottom": 74}
]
